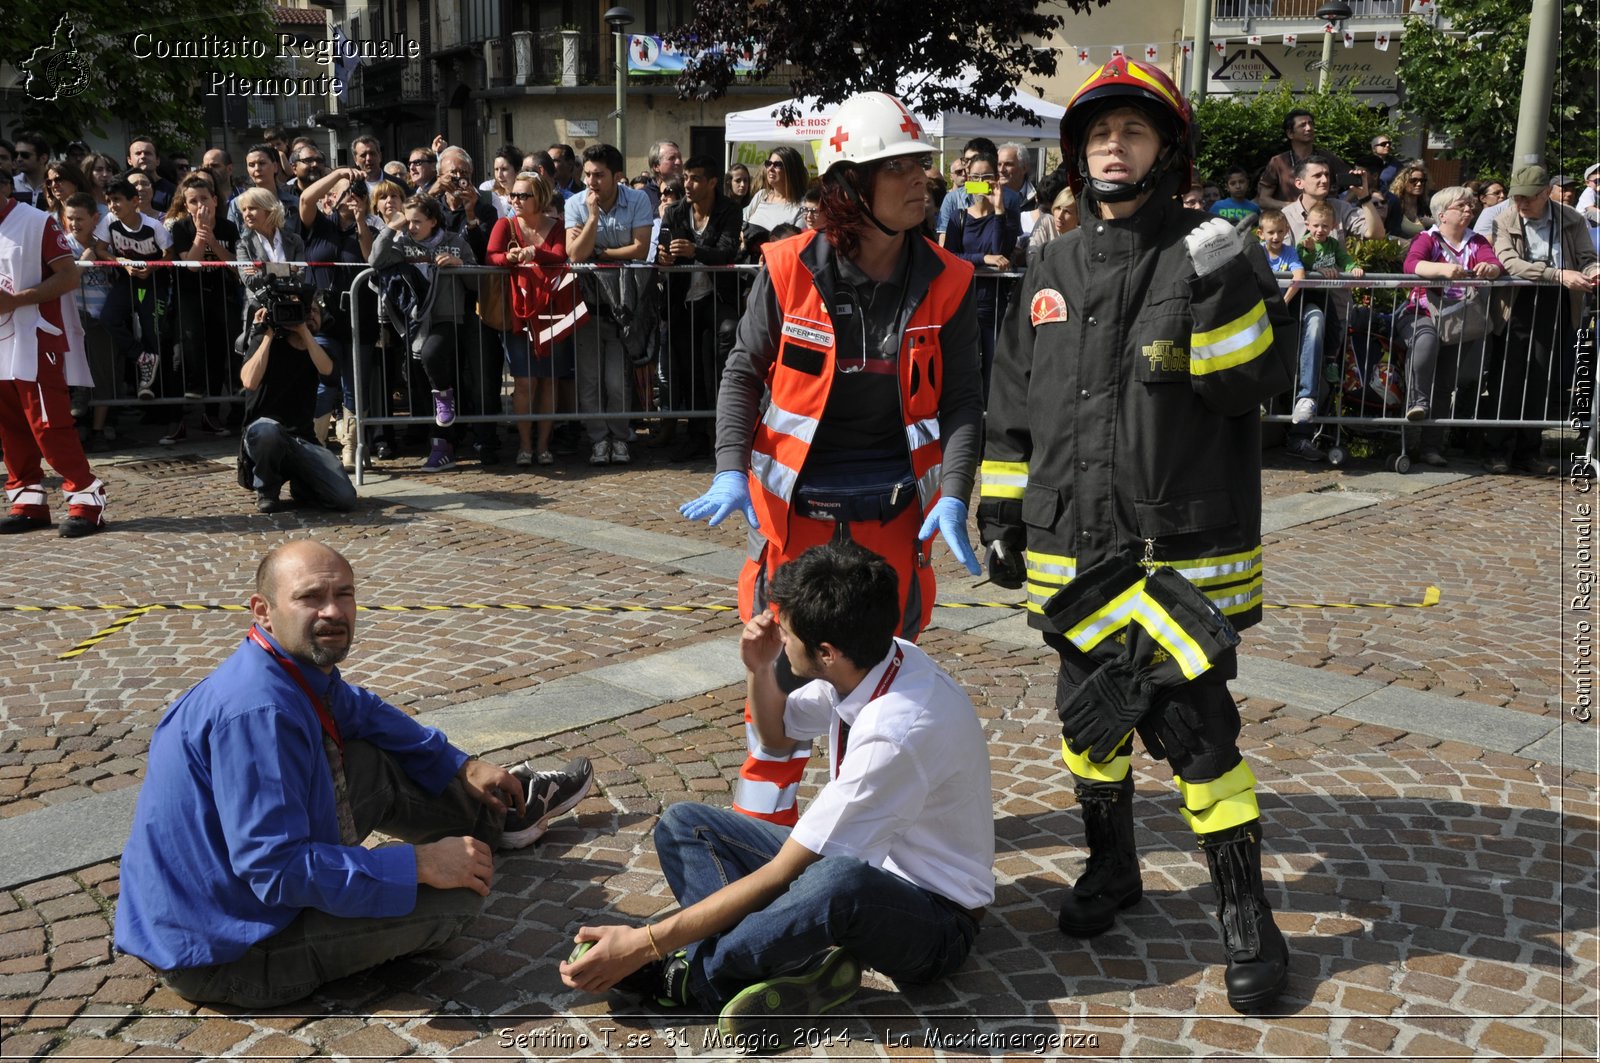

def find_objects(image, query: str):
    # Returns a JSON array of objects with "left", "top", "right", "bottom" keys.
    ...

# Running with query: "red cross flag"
[
  {"left": 1076, "top": 47, "right": 1090, "bottom": 65},
  {"left": 1144, "top": 44, "right": 1160, "bottom": 62},
  {"left": 1111, "top": 45, "right": 1125, "bottom": 58},
  {"left": 1248, "top": 34, "right": 1262, "bottom": 46},
  {"left": 1413, "top": 0, "right": 1433, "bottom": 12},
  {"left": 1282, "top": 33, "right": 1298, "bottom": 47},
  {"left": 1342, "top": 29, "right": 1355, "bottom": 47},
  {"left": 1323, "top": 22, "right": 1335, "bottom": 33},
  {"left": 1375, "top": 31, "right": 1391, "bottom": 51},
  {"left": 1181, "top": 41, "right": 1193, "bottom": 58},
  {"left": 1213, "top": 38, "right": 1227, "bottom": 57}
]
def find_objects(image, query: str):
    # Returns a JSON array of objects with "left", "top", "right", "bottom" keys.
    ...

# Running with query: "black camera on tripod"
[{"left": 260, "top": 274, "right": 320, "bottom": 329}]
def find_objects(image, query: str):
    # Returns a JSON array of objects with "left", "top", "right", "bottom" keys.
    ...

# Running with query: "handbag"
[
  {"left": 478, "top": 245, "right": 511, "bottom": 332},
  {"left": 1424, "top": 230, "right": 1492, "bottom": 345}
]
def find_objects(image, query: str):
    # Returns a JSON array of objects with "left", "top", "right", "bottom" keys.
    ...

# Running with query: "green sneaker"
[
  {"left": 717, "top": 948, "right": 860, "bottom": 1048},
  {"left": 613, "top": 947, "right": 691, "bottom": 1009}
]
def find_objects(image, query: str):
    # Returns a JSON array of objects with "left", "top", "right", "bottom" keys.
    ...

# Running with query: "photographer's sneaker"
[
  {"left": 717, "top": 949, "right": 861, "bottom": 1047},
  {"left": 1291, "top": 397, "right": 1316, "bottom": 425},
  {"left": 135, "top": 353, "right": 159, "bottom": 400},
  {"left": 432, "top": 388, "right": 457, "bottom": 427},
  {"left": 500, "top": 757, "right": 594, "bottom": 849}
]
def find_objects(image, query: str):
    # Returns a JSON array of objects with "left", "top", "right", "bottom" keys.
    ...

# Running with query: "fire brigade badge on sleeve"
[{"left": 1030, "top": 288, "right": 1068, "bottom": 326}]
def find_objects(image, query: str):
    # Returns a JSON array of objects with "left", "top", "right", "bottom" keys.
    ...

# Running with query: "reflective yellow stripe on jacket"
[
  {"left": 1190, "top": 299, "right": 1273, "bottom": 376},
  {"left": 979, "top": 459, "right": 1027, "bottom": 500}
]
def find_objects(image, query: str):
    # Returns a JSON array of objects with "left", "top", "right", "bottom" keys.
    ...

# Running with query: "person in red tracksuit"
[
  {"left": 0, "top": 196, "right": 106, "bottom": 537},
  {"left": 680, "top": 92, "right": 985, "bottom": 826}
]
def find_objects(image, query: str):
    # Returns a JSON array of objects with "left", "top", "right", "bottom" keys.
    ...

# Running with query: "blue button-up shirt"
[
  {"left": 114, "top": 628, "right": 468, "bottom": 971},
  {"left": 563, "top": 184, "right": 654, "bottom": 258}
]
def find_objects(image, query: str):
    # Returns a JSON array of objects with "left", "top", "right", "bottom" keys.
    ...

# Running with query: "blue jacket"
[{"left": 113, "top": 628, "right": 467, "bottom": 971}]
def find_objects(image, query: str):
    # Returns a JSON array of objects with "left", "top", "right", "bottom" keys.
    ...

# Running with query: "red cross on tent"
[
  {"left": 829, "top": 126, "right": 849, "bottom": 153},
  {"left": 1144, "top": 44, "right": 1159, "bottom": 61},
  {"left": 1181, "top": 41, "right": 1193, "bottom": 58}
]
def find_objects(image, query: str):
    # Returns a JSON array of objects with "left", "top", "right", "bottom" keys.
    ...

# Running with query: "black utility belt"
[{"left": 795, "top": 474, "right": 918, "bottom": 523}]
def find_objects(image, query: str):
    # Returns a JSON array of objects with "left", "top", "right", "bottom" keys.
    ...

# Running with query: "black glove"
[
  {"left": 1124, "top": 567, "right": 1241, "bottom": 687},
  {"left": 1136, "top": 691, "right": 1204, "bottom": 765},
  {"left": 1041, "top": 552, "right": 1144, "bottom": 647},
  {"left": 984, "top": 540, "right": 1026, "bottom": 590},
  {"left": 1057, "top": 657, "right": 1157, "bottom": 764}
]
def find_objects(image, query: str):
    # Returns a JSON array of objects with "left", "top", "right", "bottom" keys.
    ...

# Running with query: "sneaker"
[
  {"left": 432, "top": 388, "right": 457, "bottom": 427},
  {"left": 537, "top": 451, "right": 555, "bottom": 466},
  {"left": 158, "top": 423, "right": 187, "bottom": 445},
  {"left": 717, "top": 949, "right": 861, "bottom": 1046},
  {"left": 1484, "top": 453, "right": 1512, "bottom": 474},
  {"left": 516, "top": 450, "right": 535, "bottom": 467},
  {"left": 614, "top": 947, "right": 692, "bottom": 1008},
  {"left": 135, "top": 353, "right": 159, "bottom": 400},
  {"left": 500, "top": 756, "right": 594, "bottom": 849},
  {"left": 1417, "top": 448, "right": 1449, "bottom": 467},
  {"left": 59, "top": 514, "right": 104, "bottom": 538},
  {"left": 1406, "top": 404, "right": 1428, "bottom": 422},
  {"left": 610, "top": 440, "right": 631, "bottom": 465},
  {"left": 1284, "top": 436, "right": 1326, "bottom": 463},
  {"left": 0, "top": 512, "right": 52, "bottom": 534},
  {"left": 1290, "top": 397, "right": 1316, "bottom": 425},
  {"left": 200, "top": 415, "right": 230, "bottom": 437},
  {"left": 69, "top": 388, "right": 90, "bottom": 419},
  {"left": 183, "top": 387, "right": 205, "bottom": 401},
  {"left": 1514, "top": 454, "right": 1558, "bottom": 476},
  {"left": 589, "top": 441, "right": 611, "bottom": 466},
  {"left": 373, "top": 439, "right": 395, "bottom": 461},
  {"left": 419, "top": 439, "right": 456, "bottom": 473}
]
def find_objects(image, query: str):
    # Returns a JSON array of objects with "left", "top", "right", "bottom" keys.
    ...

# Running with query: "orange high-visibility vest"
[{"left": 749, "top": 230, "right": 974, "bottom": 551}]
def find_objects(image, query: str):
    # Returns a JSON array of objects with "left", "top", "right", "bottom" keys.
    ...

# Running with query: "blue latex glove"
[
  {"left": 918, "top": 497, "right": 981, "bottom": 575},
  {"left": 679, "top": 470, "right": 759, "bottom": 528}
]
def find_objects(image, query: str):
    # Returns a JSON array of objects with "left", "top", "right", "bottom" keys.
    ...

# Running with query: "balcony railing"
[
  {"left": 346, "top": 58, "right": 435, "bottom": 110},
  {"left": 1214, "top": 0, "right": 1422, "bottom": 18},
  {"left": 496, "top": 31, "right": 800, "bottom": 89}
]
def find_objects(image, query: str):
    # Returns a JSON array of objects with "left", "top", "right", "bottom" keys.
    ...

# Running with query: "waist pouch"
[{"left": 795, "top": 469, "right": 918, "bottom": 523}]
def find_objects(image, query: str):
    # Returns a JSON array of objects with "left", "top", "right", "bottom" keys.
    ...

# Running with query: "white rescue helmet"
[{"left": 816, "top": 92, "right": 931, "bottom": 175}]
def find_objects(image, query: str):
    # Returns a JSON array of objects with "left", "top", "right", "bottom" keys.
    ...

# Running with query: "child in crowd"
[
  {"left": 1210, "top": 167, "right": 1260, "bottom": 227},
  {"left": 1298, "top": 202, "right": 1365, "bottom": 281},
  {"left": 1260, "top": 208, "right": 1325, "bottom": 429},
  {"left": 62, "top": 194, "right": 117, "bottom": 450},
  {"left": 100, "top": 178, "right": 172, "bottom": 402}
]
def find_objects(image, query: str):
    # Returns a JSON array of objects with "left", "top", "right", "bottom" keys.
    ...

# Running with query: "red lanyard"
[
  {"left": 835, "top": 644, "right": 904, "bottom": 773},
  {"left": 249, "top": 627, "right": 344, "bottom": 753}
]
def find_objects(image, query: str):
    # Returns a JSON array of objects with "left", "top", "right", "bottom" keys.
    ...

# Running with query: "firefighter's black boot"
[
  {"left": 1057, "top": 776, "right": 1142, "bottom": 937},
  {"left": 1198, "top": 820, "right": 1289, "bottom": 1013}
]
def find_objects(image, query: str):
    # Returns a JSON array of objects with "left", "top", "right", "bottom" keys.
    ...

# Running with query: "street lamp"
[
  {"left": 604, "top": 6, "right": 634, "bottom": 161},
  {"left": 1316, "top": 2, "right": 1354, "bottom": 93}
]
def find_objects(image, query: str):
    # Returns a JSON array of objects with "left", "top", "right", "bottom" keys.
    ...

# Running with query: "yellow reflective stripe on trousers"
[
  {"left": 1190, "top": 300, "right": 1273, "bottom": 375},
  {"left": 1175, "top": 761, "right": 1259, "bottom": 833},
  {"left": 749, "top": 451, "right": 800, "bottom": 504},
  {"left": 1211, "top": 581, "right": 1263, "bottom": 616},
  {"left": 1065, "top": 578, "right": 1146, "bottom": 653},
  {"left": 1127, "top": 592, "right": 1212, "bottom": 680},
  {"left": 979, "top": 460, "right": 1028, "bottom": 500},
  {"left": 1062, "top": 739, "right": 1131, "bottom": 783}
]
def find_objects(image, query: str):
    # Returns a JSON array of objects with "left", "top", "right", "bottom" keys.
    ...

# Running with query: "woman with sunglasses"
[
  {"left": 681, "top": 92, "right": 984, "bottom": 827},
  {"left": 42, "top": 160, "right": 94, "bottom": 224},
  {"left": 741, "top": 145, "right": 808, "bottom": 250},
  {"left": 1383, "top": 165, "right": 1434, "bottom": 242}
]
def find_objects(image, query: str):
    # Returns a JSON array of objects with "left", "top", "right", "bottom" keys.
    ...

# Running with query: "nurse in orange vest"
[{"left": 681, "top": 92, "right": 986, "bottom": 825}]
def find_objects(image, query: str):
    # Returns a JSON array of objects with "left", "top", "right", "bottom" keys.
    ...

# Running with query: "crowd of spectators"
[{"left": 0, "top": 107, "right": 1594, "bottom": 509}]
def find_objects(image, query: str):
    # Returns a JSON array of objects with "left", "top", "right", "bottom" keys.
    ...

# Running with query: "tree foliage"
[
  {"left": 1191, "top": 83, "right": 1392, "bottom": 185},
  {"left": 3, "top": 2, "right": 277, "bottom": 150},
  {"left": 1397, "top": 0, "right": 1597, "bottom": 178},
  {"left": 667, "top": 0, "right": 1109, "bottom": 126}
]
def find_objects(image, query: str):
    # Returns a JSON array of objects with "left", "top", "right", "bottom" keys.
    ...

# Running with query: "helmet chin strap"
[
  {"left": 1082, "top": 144, "right": 1177, "bottom": 205},
  {"left": 832, "top": 166, "right": 905, "bottom": 237}
]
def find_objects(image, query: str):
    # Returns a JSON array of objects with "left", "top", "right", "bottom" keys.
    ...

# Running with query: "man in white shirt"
[{"left": 561, "top": 541, "right": 995, "bottom": 1047}]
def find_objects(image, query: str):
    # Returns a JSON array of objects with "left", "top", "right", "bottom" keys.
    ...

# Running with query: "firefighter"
[
  {"left": 681, "top": 91, "right": 985, "bottom": 826},
  {"left": 977, "top": 57, "right": 1296, "bottom": 1013}
]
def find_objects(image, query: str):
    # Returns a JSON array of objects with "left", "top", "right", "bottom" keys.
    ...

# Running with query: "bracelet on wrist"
[{"left": 645, "top": 923, "right": 664, "bottom": 961}]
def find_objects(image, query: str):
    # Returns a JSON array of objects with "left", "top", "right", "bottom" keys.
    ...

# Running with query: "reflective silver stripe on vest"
[
  {"left": 916, "top": 464, "right": 942, "bottom": 507},
  {"left": 750, "top": 450, "right": 801, "bottom": 503},
  {"left": 761, "top": 402, "right": 820, "bottom": 445},
  {"left": 905, "top": 417, "right": 940, "bottom": 451},
  {"left": 733, "top": 777, "right": 801, "bottom": 816}
]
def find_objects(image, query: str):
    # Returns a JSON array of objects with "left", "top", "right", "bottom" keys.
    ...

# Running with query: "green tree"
[
  {"left": 1397, "top": 0, "right": 1597, "bottom": 178},
  {"left": 4, "top": 3, "right": 278, "bottom": 150},
  {"left": 667, "top": 0, "right": 1109, "bottom": 125},
  {"left": 1191, "top": 83, "right": 1392, "bottom": 185}
]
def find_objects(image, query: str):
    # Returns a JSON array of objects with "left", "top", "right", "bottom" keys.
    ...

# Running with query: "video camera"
[{"left": 260, "top": 274, "right": 320, "bottom": 329}]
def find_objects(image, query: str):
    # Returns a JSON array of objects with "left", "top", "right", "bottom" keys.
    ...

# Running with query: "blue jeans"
[
  {"left": 243, "top": 418, "right": 358, "bottom": 511},
  {"left": 653, "top": 803, "right": 979, "bottom": 1009},
  {"left": 1294, "top": 302, "right": 1325, "bottom": 404}
]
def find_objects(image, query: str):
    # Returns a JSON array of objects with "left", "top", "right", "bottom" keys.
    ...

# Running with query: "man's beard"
[{"left": 304, "top": 623, "right": 352, "bottom": 668}]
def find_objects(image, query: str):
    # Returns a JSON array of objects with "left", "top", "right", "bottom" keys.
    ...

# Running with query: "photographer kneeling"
[{"left": 238, "top": 288, "right": 358, "bottom": 513}]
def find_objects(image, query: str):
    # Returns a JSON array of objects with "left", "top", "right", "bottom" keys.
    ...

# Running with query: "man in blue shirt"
[
  {"left": 114, "top": 540, "right": 594, "bottom": 1007},
  {"left": 565, "top": 143, "right": 654, "bottom": 466}
]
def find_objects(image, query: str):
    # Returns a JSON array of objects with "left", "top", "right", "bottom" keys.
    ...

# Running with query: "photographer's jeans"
[
  {"left": 243, "top": 418, "right": 358, "bottom": 510},
  {"left": 1295, "top": 302, "right": 1325, "bottom": 404}
]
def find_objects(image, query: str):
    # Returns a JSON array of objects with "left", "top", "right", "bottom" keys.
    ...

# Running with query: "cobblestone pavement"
[{"left": 1, "top": 426, "right": 1596, "bottom": 1061}]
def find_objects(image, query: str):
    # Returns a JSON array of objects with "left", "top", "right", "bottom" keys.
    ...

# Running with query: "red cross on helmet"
[
  {"left": 816, "top": 91, "right": 929, "bottom": 175},
  {"left": 1059, "top": 55, "right": 1196, "bottom": 201}
]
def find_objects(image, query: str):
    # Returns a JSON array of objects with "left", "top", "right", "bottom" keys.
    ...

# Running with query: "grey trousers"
[{"left": 161, "top": 741, "right": 501, "bottom": 1008}]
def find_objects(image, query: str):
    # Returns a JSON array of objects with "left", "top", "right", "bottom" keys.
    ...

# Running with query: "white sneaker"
[
  {"left": 610, "top": 439, "right": 631, "bottom": 465},
  {"left": 589, "top": 441, "right": 611, "bottom": 465},
  {"left": 1291, "top": 397, "right": 1316, "bottom": 424}
]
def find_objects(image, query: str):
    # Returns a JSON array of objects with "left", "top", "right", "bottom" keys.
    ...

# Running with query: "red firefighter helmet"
[{"left": 1059, "top": 55, "right": 1196, "bottom": 201}]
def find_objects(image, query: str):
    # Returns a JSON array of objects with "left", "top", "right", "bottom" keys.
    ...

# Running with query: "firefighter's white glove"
[{"left": 1184, "top": 217, "right": 1246, "bottom": 278}]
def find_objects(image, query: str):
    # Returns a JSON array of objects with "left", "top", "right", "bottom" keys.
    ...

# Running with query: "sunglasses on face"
[
  {"left": 881, "top": 154, "right": 933, "bottom": 176},
  {"left": 764, "top": 160, "right": 783, "bottom": 168},
  {"left": 507, "top": 191, "right": 537, "bottom": 200},
  {"left": 408, "top": 159, "right": 431, "bottom": 167},
  {"left": 1373, "top": 141, "right": 1391, "bottom": 148}
]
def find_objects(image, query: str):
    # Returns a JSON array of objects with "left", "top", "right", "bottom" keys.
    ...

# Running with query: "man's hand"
[
  {"left": 431, "top": 133, "right": 449, "bottom": 155},
  {"left": 415, "top": 836, "right": 494, "bottom": 896},
  {"left": 560, "top": 925, "right": 654, "bottom": 993},
  {"left": 668, "top": 238, "right": 695, "bottom": 259},
  {"left": 585, "top": 189, "right": 601, "bottom": 215},
  {"left": 740, "top": 612, "right": 784, "bottom": 676},
  {"left": 1560, "top": 268, "right": 1598, "bottom": 293},
  {"left": 458, "top": 757, "right": 526, "bottom": 817},
  {"left": 1349, "top": 266, "right": 1366, "bottom": 279},
  {"left": 1184, "top": 217, "right": 1246, "bottom": 278}
]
